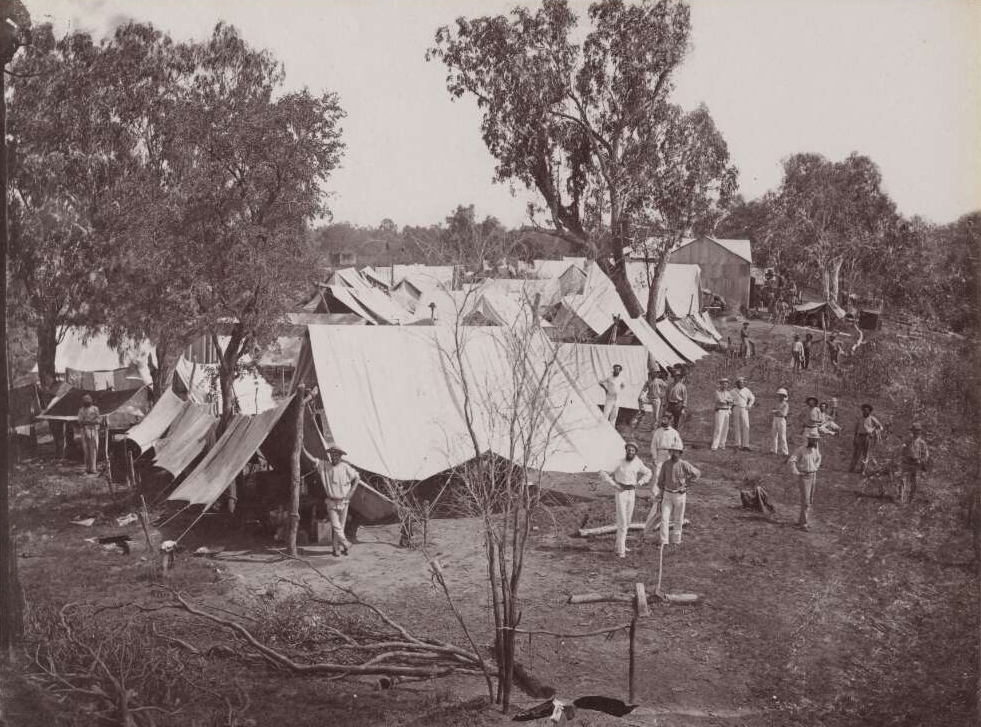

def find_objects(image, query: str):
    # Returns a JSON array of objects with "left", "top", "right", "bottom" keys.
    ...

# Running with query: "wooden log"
[
  {"left": 288, "top": 387, "right": 305, "bottom": 557},
  {"left": 568, "top": 593, "right": 634, "bottom": 605},
  {"left": 635, "top": 583, "right": 650, "bottom": 618},
  {"left": 628, "top": 614, "right": 637, "bottom": 703},
  {"left": 577, "top": 522, "right": 646, "bottom": 538}
]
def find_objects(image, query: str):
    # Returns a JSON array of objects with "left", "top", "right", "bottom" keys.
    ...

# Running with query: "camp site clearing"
[{"left": 5, "top": 318, "right": 975, "bottom": 727}]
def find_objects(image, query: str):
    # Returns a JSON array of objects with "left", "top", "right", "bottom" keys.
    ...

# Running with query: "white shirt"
[
  {"left": 650, "top": 426, "right": 683, "bottom": 461},
  {"left": 731, "top": 386, "right": 755, "bottom": 409},
  {"left": 317, "top": 460, "right": 361, "bottom": 500},
  {"left": 790, "top": 445, "right": 822, "bottom": 474},
  {"left": 600, "top": 373, "right": 626, "bottom": 404},
  {"left": 601, "top": 456, "right": 652, "bottom": 489}
]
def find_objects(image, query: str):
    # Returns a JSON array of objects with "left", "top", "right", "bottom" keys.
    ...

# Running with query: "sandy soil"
[{"left": 7, "top": 318, "right": 978, "bottom": 726}]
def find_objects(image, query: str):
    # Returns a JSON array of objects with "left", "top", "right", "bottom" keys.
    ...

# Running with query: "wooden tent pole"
[{"left": 288, "top": 387, "right": 305, "bottom": 557}]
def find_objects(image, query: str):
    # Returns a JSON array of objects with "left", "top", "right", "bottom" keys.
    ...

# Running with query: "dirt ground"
[{"left": 4, "top": 318, "right": 978, "bottom": 726}]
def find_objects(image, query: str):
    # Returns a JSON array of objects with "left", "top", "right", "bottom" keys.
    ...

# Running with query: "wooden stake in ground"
[{"left": 288, "top": 387, "right": 305, "bottom": 557}]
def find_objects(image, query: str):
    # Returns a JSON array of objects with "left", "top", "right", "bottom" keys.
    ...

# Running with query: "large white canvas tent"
[
  {"left": 656, "top": 318, "right": 708, "bottom": 362},
  {"left": 554, "top": 343, "right": 649, "bottom": 410},
  {"left": 291, "top": 325, "right": 625, "bottom": 481},
  {"left": 152, "top": 403, "right": 218, "bottom": 477}
]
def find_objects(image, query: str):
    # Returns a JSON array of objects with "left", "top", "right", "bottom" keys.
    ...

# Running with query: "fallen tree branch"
[{"left": 577, "top": 523, "right": 646, "bottom": 538}]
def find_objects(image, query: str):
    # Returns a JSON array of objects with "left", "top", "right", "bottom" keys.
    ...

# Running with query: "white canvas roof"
[
  {"left": 293, "top": 325, "right": 625, "bottom": 480},
  {"left": 125, "top": 389, "right": 185, "bottom": 453},
  {"left": 554, "top": 343, "right": 649, "bottom": 410},
  {"left": 36, "top": 327, "right": 155, "bottom": 378},
  {"left": 621, "top": 317, "right": 685, "bottom": 369},
  {"left": 173, "top": 355, "right": 275, "bottom": 415}
]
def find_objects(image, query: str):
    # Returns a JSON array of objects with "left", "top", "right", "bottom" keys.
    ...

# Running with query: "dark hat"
[
  {"left": 326, "top": 445, "right": 347, "bottom": 455},
  {"left": 81, "top": 394, "right": 93, "bottom": 404},
  {"left": 624, "top": 440, "right": 639, "bottom": 452},
  {"left": 612, "top": 363, "right": 623, "bottom": 370},
  {"left": 861, "top": 403, "right": 873, "bottom": 412},
  {"left": 805, "top": 396, "right": 819, "bottom": 406}
]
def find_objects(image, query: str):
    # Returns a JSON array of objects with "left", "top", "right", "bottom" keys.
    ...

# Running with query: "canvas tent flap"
[
  {"left": 295, "top": 326, "right": 624, "bottom": 481},
  {"left": 125, "top": 389, "right": 185, "bottom": 453},
  {"left": 37, "top": 387, "right": 151, "bottom": 429},
  {"left": 152, "top": 403, "right": 218, "bottom": 476},
  {"left": 693, "top": 311, "right": 723, "bottom": 341},
  {"left": 674, "top": 316, "right": 717, "bottom": 347},
  {"left": 167, "top": 397, "right": 294, "bottom": 507},
  {"left": 655, "top": 319, "right": 707, "bottom": 362},
  {"left": 555, "top": 343, "right": 649, "bottom": 410},
  {"left": 622, "top": 317, "right": 685, "bottom": 369}
]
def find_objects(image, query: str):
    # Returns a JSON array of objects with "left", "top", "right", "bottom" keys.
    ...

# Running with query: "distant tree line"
[{"left": 714, "top": 153, "right": 979, "bottom": 334}]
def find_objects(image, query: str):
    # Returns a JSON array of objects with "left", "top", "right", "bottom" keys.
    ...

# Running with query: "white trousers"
[
  {"left": 711, "top": 409, "right": 731, "bottom": 450},
  {"left": 614, "top": 488, "right": 636, "bottom": 555},
  {"left": 660, "top": 491, "right": 687, "bottom": 544},
  {"left": 733, "top": 407, "right": 750, "bottom": 448},
  {"left": 772, "top": 417, "right": 788, "bottom": 455},
  {"left": 603, "top": 398, "right": 619, "bottom": 424}
]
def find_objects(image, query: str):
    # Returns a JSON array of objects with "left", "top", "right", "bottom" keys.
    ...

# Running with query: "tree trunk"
[
  {"left": 821, "top": 265, "right": 832, "bottom": 304},
  {"left": 0, "top": 59, "right": 24, "bottom": 657},
  {"left": 288, "top": 388, "right": 304, "bottom": 557},
  {"left": 599, "top": 258, "right": 644, "bottom": 318},
  {"left": 829, "top": 258, "right": 843, "bottom": 305},
  {"left": 36, "top": 319, "right": 58, "bottom": 385},
  {"left": 212, "top": 329, "right": 242, "bottom": 435},
  {"left": 644, "top": 253, "right": 671, "bottom": 325},
  {"left": 152, "top": 336, "right": 174, "bottom": 398}
]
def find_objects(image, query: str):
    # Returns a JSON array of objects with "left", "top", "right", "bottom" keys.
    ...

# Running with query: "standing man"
[
  {"left": 789, "top": 433, "right": 822, "bottom": 530},
  {"left": 304, "top": 444, "right": 362, "bottom": 557},
  {"left": 649, "top": 412, "right": 683, "bottom": 486},
  {"left": 600, "top": 441, "right": 652, "bottom": 558},
  {"left": 731, "top": 376, "right": 756, "bottom": 451},
  {"left": 791, "top": 334, "right": 805, "bottom": 372},
  {"left": 771, "top": 388, "right": 790, "bottom": 455},
  {"left": 650, "top": 443, "right": 700, "bottom": 545},
  {"left": 665, "top": 369, "right": 688, "bottom": 432},
  {"left": 76, "top": 394, "right": 101, "bottom": 475},
  {"left": 802, "top": 396, "right": 823, "bottom": 441},
  {"left": 630, "top": 369, "right": 665, "bottom": 432},
  {"left": 849, "top": 404, "right": 883, "bottom": 475},
  {"left": 802, "top": 333, "right": 814, "bottom": 370},
  {"left": 599, "top": 364, "right": 627, "bottom": 425},
  {"left": 739, "top": 322, "right": 755, "bottom": 359},
  {"left": 827, "top": 334, "right": 843, "bottom": 371},
  {"left": 710, "top": 378, "right": 734, "bottom": 451},
  {"left": 901, "top": 423, "right": 930, "bottom": 502}
]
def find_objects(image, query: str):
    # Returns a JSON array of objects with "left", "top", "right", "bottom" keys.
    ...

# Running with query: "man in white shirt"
[
  {"left": 730, "top": 376, "right": 756, "bottom": 451},
  {"left": 599, "top": 364, "right": 627, "bottom": 425},
  {"left": 649, "top": 412, "right": 682, "bottom": 484},
  {"left": 710, "top": 378, "right": 734, "bottom": 451},
  {"left": 304, "top": 444, "right": 362, "bottom": 556},
  {"left": 600, "top": 441, "right": 652, "bottom": 558},
  {"left": 789, "top": 434, "right": 822, "bottom": 530}
]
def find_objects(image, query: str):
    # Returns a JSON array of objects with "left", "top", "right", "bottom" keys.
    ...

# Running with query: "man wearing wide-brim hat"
[
  {"left": 900, "top": 423, "right": 930, "bottom": 503},
  {"left": 771, "top": 388, "right": 790, "bottom": 455},
  {"left": 710, "top": 377, "right": 734, "bottom": 451},
  {"left": 650, "top": 442, "right": 700, "bottom": 545},
  {"left": 802, "top": 396, "right": 822, "bottom": 442},
  {"left": 76, "top": 393, "right": 102, "bottom": 475},
  {"left": 303, "top": 442, "right": 362, "bottom": 556},
  {"left": 789, "top": 432, "right": 822, "bottom": 530},
  {"left": 600, "top": 440, "right": 652, "bottom": 558}
]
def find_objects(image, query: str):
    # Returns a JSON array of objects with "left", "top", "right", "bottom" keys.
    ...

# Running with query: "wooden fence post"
[{"left": 288, "top": 386, "right": 305, "bottom": 557}]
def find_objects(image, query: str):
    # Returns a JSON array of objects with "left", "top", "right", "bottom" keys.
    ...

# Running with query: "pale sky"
[{"left": 25, "top": 0, "right": 981, "bottom": 228}]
